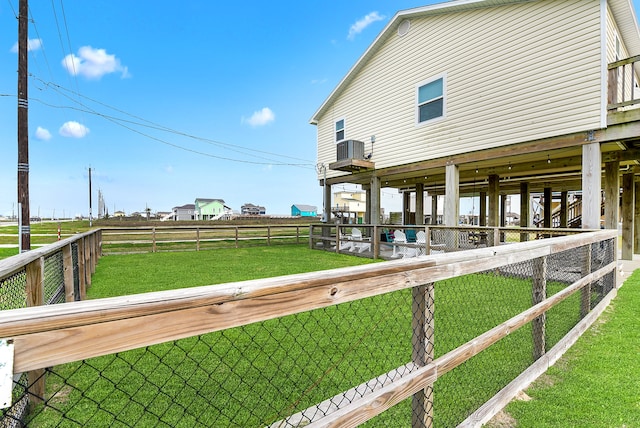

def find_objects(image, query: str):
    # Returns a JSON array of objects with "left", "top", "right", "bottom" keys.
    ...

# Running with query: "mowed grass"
[
  {"left": 22, "top": 244, "right": 627, "bottom": 427},
  {"left": 503, "top": 270, "right": 640, "bottom": 427},
  {"left": 87, "top": 244, "right": 377, "bottom": 298}
]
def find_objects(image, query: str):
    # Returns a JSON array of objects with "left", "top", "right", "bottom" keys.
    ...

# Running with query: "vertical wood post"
[
  {"left": 62, "top": 244, "right": 74, "bottom": 302},
  {"left": 560, "top": 191, "right": 568, "bottom": 228},
  {"left": 411, "top": 283, "right": 435, "bottom": 428},
  {"left": 84, "top": 237, "right": 91, "bottom": 287},
  {"left": 77, "top": 237, "right": 86, "bottom": 299},
  {"left": 25, "top": 256, "right": 45, "bottom": 405},
  {"left": 296, "top": 226, "right": 300, "bottom": 244},
  {"left": 635, "top": 181, "right": 640, "bottom": 255},
  {"left": 196, "top": 227, "right": 200, "bottom": 251},
  {"left": 371, "top": 225, "right": 378, "bottom": 259},
  {"left": 91, "top": 233, "right": 97, "bottom": 274},
  {"left": 520, "top": 182, "right": 530, "bottom": 241},
  {"left": 444, "top": 163, "right": 460, "bottom": 227},
  {"left": 604, "top": 161, "right": 620, "bottom": 230},
  {"left": 479, "top": 191, "right": 487, "bottom": 227},
  {"left": 152, "top": 227, "right": 156, "bottom": 253},
  {"left": 582, "top": 142, "right": 602, "bottom": 229},
  {"left": 268, "top": 226, "right": 271, "bottom": 246},
  {"left": 416, "top": 183, "right": 424, "bottom": 225},
  {"left": 235, "top": 227, "right": 239, "bottom": 248},
  {"left": 532, "top": 256, "right": 547, "bottom": 361},
  {"left": 580, "top": 244, "right": 593, "bottom": 318},
  {"left": 621, "top": 173, "right": 634, "bottom": 260},
  {"left": 308, "top": 225, "right": 313, "bottom": 250}
]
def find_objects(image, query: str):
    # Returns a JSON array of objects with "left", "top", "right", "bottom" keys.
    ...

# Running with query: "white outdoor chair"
[
  {"left": 415, "top": 230, "right": 427, "bottom": 256},
  {"left": 350, "top": 228, "right": 371, "bottom": 253}
]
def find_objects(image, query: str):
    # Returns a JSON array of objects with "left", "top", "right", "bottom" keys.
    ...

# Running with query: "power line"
[{"left": 28, "top": 77, "right": 315, "bottom": 168}]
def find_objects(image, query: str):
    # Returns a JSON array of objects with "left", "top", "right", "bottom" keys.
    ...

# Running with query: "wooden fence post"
[
  {"left": 77, "top": 237, "right": 86, "bottom": 299},
  {"left": 308, "top": 225, "right": 313, "bottom": 249},
  {"left": 25, "top": 257, "right": 45, "bottom": 406},
  {"left": 412, "top": 283, "right": 435, "bottom": 428},
  {"left": 152, "top": 227, "right": 157, "bottom": 253},
  {"left": 235, "top": 227, "right": 239, "bottom": 249},
  {"left": 196, "top": 228, "right": 200, "bottom": 251},
  {"left": 91, "top": 233, "right": 97, "bottom": 274},
  {"left": 580, "top": 244, "right": 592, "bottom": 318},
  {"left": 268, "top": 226, "right": 271, "bottom": 246},
  {"left": 532, "top": 256, "right": 547, "bottom": 361},
  {"left": 372, "top": 225, "right": 378, "bottom": 259},
  {"left": 296, "top": 226, "right": 300, "bottom": 245},
  {"left": 84, "top": 237, "right": 92, "bottom": 287},
  {"left": 62, "top": 244, "right": 74, "bottom": 302}
]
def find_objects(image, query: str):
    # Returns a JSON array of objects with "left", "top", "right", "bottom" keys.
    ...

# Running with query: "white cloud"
[
  {"left": 10, "top": 38, "right": 42, "bottom": 53},
  {"left": 34, "top": 126, "right": 52, "bottom": 141},
  {"left": 59, "top": 121, "right": 90, "bottom": 138},
  {"left": 311, "top": 78, "right": 328, "bottom": 85},
  {"left": 242, "top": 107, "right": 275, "bottom": 127},
  {"left": 61, "top": 46, "right": 130, "bottom": 80},
  {"left": 347, "top": 11, "right": 385, "bottom": 40}
]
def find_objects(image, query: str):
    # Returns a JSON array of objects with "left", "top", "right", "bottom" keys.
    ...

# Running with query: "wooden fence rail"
[
  {"left": 0, "top": 230, "right": 617, "bottom": 426},
  {"left": 101, "top": 225, "right": 305, "bottom": 253}
]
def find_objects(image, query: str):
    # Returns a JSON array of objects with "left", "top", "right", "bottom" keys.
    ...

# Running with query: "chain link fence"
[{"left": 1, "top": 230, "right": 617, "bottom": 427}]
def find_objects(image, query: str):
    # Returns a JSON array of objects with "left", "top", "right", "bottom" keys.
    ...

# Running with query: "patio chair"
[
  {"left": 350, "top": 228, "right": 371, "bottom": 253},
  {"left": 415, "top": 230, "right": 427, "bottom": 256},
  {"left": 391, "top": 230, "right": 405, "bottom": 258},
  {"left": 430, "top": 229, "right": 446, "bottom": 254}
]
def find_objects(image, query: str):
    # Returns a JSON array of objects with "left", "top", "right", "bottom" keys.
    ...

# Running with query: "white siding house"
[{"left": 311, "top": 0, "right": 640, "bottom": 253}]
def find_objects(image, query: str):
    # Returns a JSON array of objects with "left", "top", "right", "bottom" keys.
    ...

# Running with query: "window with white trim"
[
  {"left": 417, "top": 75, "right": 445, "bottom": 124},
  {"left": 335, "top": 119, "right": 345, "bottom": 141}
]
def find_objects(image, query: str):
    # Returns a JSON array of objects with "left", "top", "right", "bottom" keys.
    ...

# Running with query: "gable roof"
[
  {"left": 292, "top": 204, "right": 317, "bottom": 211},
  {"left": 309, "top": 0, "right": 640, "bottom": 125}
]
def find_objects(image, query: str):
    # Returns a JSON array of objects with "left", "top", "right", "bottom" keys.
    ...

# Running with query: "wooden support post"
[
  {"left": 520, "top": 182, "right": 530, "bottom": 241},
  {"left": 560, "top": 191, "right": 568, "bottom": 228},
  {"left": 62, "top": 244, "right": 74, "bottom": 302},
  {"left": 235, "top": 227, "right": 239, "bottom": 249},
  {"left": 84, "top": 237, "right": 91, "bottom": 287},
  {"left": 621, "top": 173, "right": 634, "bottom": 260},
  {"left": 604, "top": 161, "right": 620, "bottom": 231},
  {"left": 635, "top": 181, "right": 640, "bottom": 255},
  {"left": 479, "top": 191, "right": 487, "bottom": 227},
  {"left": 196, "top": 227, "right": 200, "bottom": 251},
  {"left": 580, "top": 244, "right": 592, "bottom": 318},
  {"left": 488, "top": 175, "right": 499, "bottom": 227},
  {"left": 582, "top": 142, "right": 602, "bottom": 230},
  {"left": 296, "top": 226, "right": 300, "bottom": 244},
  {"left": 25, "top": 256, "right": 45, "bottom": 405},
  {"left": 268, "top": 226, "right": 271, "bottom": 246},
  {"left": 532, "top": 256, "right": 547, "bottom": 361},
  {"left": 411, "top": 283, "right": 434, "bottom": 428},
  {"left": 76, "top": 237, "right": 86, "bottom": 299},
  {"left": 431, "top": 195, "right": 438, "bottom": 225},
  {"left": 543, "top": 187, "right": 552, "bottom": 229},
  {"left": 403, "top": 192, "right": 411, "bottom": 225},
  {"left": 152, "top": 227, "right": 156, "bottom": 253},
  {"left": 416, "top": 183, "right": 424, "bottom": 226},
  {"left": 370, "top": 175, "right": 381, "bottom": 225},
  {"left": 444, "top": 163, "right": 459, "bottom": 227},
  {"left": 372, "top": 225, "right": 379, "bottom": 259}
]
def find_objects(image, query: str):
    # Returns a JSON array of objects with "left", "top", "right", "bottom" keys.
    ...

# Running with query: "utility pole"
[{"left": 17, "top": 0, "right": 30, "bottom": 252}]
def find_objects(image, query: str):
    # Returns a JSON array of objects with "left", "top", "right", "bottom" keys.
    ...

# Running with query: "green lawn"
[
  {"left": 17, "top": 245, "right": 631, "bottom": 427},
  {"left": 502, "top": 270, "right": 640, "bottom": 427}
]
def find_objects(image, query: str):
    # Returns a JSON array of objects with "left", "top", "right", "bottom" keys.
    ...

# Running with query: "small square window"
[
  {"left": 417, "top": 76, "right": 445, "bottom": 124},
  {"left": 335, "top": 119, "right": 345, "bottom": 141}
]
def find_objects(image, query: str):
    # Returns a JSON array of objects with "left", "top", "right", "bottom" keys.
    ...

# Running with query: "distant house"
[
  {"left": 172, "top": 204, "right": 195, "bottom": 221},
  {"left": 241, "top": 203, "right": 266, "bottom": 215},
  {"left": 113, "top": 210, "right": 126, "bottom": 218},
  {"left": 195, "top": 198, "right": 232, "bottom": 220},
  {"left": 291, "top": 204, "right": 318, "bottom": 217}
]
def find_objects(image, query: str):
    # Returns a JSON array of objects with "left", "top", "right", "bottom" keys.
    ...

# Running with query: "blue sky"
[{"left": 1, "top": 1, "right": 640, "bottom": 218}]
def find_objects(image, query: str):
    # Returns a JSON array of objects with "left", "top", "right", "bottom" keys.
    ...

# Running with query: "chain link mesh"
[
  {"left": 1, "top": 237, "right": 616, "bottom": 427},
  {"left": 44, "top": 252, "right": 65, "bottom": 305},
  {"left": 0, "top": 269, "right": 27, "bottom": 310}
]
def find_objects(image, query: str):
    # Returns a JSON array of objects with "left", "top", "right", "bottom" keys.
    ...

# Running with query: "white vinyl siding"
[{"left": 316, "top": 0, "right": 603, "bottom": 179}]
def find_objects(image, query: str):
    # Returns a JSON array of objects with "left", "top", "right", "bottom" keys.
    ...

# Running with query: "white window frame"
[
  {"left": 415, "top": 73, "right": 446, "bottom": 126},
  {"left": 335, "top": 118, "right": 346, "bottom": 142}
]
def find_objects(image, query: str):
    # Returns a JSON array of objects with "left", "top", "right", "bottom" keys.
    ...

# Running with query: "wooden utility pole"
[{"left": 18, "top": 0, "right": 31, "bottom": 252}]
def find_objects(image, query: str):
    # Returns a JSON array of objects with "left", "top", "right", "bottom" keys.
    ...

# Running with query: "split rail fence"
[
  {"left": 0, "top": 229, "right": 617, "bottom": 427},
  {"left": 101, "top": 225, "right": 307, "bottom": 254}
]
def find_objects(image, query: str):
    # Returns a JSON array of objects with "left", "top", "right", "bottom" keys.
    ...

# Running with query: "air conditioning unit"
[{"left": 336, "top": 140, "right": 365, "bottom": 161}]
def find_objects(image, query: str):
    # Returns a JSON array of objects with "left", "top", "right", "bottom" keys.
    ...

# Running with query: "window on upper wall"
[
  {"left": 335, "top": 119, "right": 345, "bottom": 141},
  {"left": 417, "top": 75, "right": 445, "bottom": 124}
]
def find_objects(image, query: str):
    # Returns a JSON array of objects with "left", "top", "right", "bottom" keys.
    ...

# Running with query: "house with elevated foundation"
[{"left": 311, "top": 0, "right": 640, "bottom": 260}]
